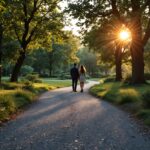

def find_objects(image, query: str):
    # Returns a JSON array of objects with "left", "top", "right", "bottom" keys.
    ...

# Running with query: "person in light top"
[{"left": 79, "top": 65, "right": 86, "bottom": 92}]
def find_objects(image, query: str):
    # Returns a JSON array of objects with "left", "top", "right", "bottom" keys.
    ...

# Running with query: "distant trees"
[
  {"left": 21, "top": 32, "right": 79, "bottom": 77},
  {"left": 77, "top": 47, "right": 100, "bottom": 77}
]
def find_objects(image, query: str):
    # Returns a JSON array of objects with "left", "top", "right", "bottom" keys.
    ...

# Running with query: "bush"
[
  {"left": 104, "top": 77, "right": 115, "bottom": 83},
  {"left": 0, "top": 82, "right": 23, "bottom": 90},
  {"left": 0, "top": 95, "right": 16, "bottom": 120},
  {"left": 123, "top": 74, "right": 132, "bottom": 83},
  {"left": 142, "top": 91, "right": 150, "bottom": 109},
  {"left": 20, "top": 65, "right": 34, "bottom": 76},
  {"left": 24, "top": 74, "right": 42, "bottom": 83},
  {"left": 58, "top": 73, "right": 71, "bottom": 80},
  {"left": 124, "top": 73, "right": 150, "bottom": 83},
  {"left": 144, "top": 73, "right": 150, "bottom": 80},
  {"left": 137, "top": 109, "right": 150, "bottom": 126},
  {"left": 118, "top": 89, "right": 140, "bottom": 104},
  {"left": 23, "top": 81, "right": 36, "bottom": 92},
  {"left": 0, "top": 89, "right": 34, "bottom": 121}
]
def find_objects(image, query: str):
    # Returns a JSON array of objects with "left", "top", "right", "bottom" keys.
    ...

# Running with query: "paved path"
[{"left": 0, "top": 81, "right": 150, "bottom": 150}]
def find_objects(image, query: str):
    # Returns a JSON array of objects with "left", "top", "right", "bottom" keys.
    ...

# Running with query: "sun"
[{"left": 119, "top": 29, "right": 131, "bottom": 41}]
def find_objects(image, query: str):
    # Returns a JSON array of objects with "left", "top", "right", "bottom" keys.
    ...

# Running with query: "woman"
[{"left": 79, "top": 65, "right": 86, "bottom": 92}]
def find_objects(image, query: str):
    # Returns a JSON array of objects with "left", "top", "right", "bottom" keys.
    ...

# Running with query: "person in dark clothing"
[{"left": 70, "top": 63, "right": 79, "bottom": 92}]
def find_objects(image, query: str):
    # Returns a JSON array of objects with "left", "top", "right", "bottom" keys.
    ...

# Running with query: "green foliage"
[
  {"left": 90, "top": 79, "right": 150, "bottom": 125},
  {"left": 0, "top": 82, "right": 23, "bottom": 90},
  {"left": 0, "top": 78, "right": 72, "bottom": 122},
  {"left": 104, "top": 77, "right": 115, "bottom": 83},
  {"left": 77, "top": 47, "right": 100, "bottom": 77},
  {"left": 20, "top": 65, "right": 34, "bottom": 76},
  {"left": 137, "top": 109, "right": 150, "bottom": 126},
  {"left": 41, "top": 78, "right": 71, "bottom": 88},
  {"left": 118, "top": 89, "right": 140, "bottom": 104},
  {"left": 58, "top": 73, "right": 71, "bottom": 80},
  {"left": 124, "top": 73, "right": 150, "bottom": 83},
  {"left": 23, "top": 74, "right": 42, "bottom": 83},
  {"left": 142, "top": 91, "right": 150, "bottom": 109},
  {"left": 0, "top": 89, "right": 34, "bottom": 121}
]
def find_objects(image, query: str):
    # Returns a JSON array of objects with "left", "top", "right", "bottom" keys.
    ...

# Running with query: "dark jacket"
[{"left": 70, "top": 67, "right": 79, "bottom": 79}]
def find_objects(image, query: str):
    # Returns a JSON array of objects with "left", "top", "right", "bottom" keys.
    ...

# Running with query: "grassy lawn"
[
  {"left": 90, "top": 79, "right": 150, "bottom": 126},
  {"left": 41, "top": 78, "right": 71, "bottom": 87},
  {"left": 0, "top": 78, "right": 72, "bottom": 123}
]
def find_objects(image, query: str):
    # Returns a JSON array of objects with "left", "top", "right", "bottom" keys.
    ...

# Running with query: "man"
[{"left": 70, "top": 63, "right": 79, "bottom": 92}]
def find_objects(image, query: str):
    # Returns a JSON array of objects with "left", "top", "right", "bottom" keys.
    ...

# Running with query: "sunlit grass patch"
[
  {"left": 118, "top": 89, "right": 140, "bottom": 104},
  {"left": 0, "top": 78, "right": 72, "bottom": 122},
  {"left": 90, "top": 79, "right": 150, "bottom": 126},
  {"left": 33, "top": 83, "right": 56, "bottom": 92},
  {"left": 0, "top": 89, "right": 34, "bottom": 121},
  {"left": 41, "top": 78, "right": 71, "bottom": 87}
]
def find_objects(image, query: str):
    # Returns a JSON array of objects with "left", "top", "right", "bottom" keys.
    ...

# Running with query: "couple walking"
[{"left": 70, "top": 63, "right": 86, "bottom": 92}]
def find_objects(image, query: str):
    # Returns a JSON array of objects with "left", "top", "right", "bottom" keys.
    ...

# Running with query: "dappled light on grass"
[{"left": 90, "top": 80, "right": 150, "bottom": 125}]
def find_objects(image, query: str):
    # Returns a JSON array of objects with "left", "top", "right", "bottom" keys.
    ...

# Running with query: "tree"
[
  {"left": 77, "top": 47, "right": 100, "bottom": 77},
  {"left": 68, "top": 0, "right": 150, "bottom": 83},
  {"left": 0, "top": 0, "right": 8, "bottom": 83},
  {"left": 48, "top": 32, "right": 79, "bottom": 76},
  {"left": 7, "top": 0, "right": 64, "bottom": 82},
  {"left": 83, "top": 21, "right": 127, "bottom": 81},
  {"left": 23, "top": 32, "right": 80, "bottom": 77}
]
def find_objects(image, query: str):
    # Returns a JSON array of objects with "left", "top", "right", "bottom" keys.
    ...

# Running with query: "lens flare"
[{"left": 119, "top": 29, "right": 131, "bottom": 41}]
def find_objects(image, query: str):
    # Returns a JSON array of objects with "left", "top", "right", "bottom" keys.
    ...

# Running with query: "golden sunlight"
[{"left": 119, "top": 27, "right": 131, "bottom": 42}]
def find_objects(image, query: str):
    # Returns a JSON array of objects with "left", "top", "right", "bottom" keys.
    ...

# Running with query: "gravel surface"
[{"left": 0, "top": 81, "right": 150, "bottom": 150}]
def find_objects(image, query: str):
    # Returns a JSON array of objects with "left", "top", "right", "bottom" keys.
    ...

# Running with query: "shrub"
[
  {"left": 20, "top": 65, "right": 34, "bottom": 76},
  {"left": 104, "top": 77, "right": 115, "bottom": 83},
  {"left": 24, "top": 74, "right": 42, "bottom": 83},
  {"left": 13, "top": 90, "right": 34, "bottom": 108},
  {"left": 22, "top": 81, "right": 36, "bottom": 92},
  {"left": 58, "top": 73, "right": 71, "bottom": 80},
  {"left": 0, "top": 89, "right": 34, "bottom": 121},
  {"left": 0, "top": 95, "right": 16, "bottom": 113},
  {"left": 0, "top": 95, "right": 16, "bottom": 120},
  {"left": 14, "top": 89, "right": 34, "bottom": 102},
  {"left": 123, "top": 74, "right": 132, "bottom": 83},
  {"left": 144, "top": 73, "right": 150, "bottom": 80},
  {"left": 1, "top": 82, "right": 23, "bottom": 90},
  {"left": 137, "top": 109, "right": 150, "bottom": 126},
  {"left": 142, "top": 91, "right": 150, "bottom": 109},
  {"left": 118, "top": 89, "right": 140, "bottom": 104}
]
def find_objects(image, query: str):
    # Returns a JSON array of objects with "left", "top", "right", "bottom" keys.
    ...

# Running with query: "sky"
[{"left": 58, "top": 0, "right": 81, "bottom": 36}]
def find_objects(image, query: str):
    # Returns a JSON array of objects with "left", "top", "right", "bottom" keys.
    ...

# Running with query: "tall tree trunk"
[
  {"left": 115, "top": 45, "right": 122, "bottom": 81},
  {"left": 130, "top": 16, "right": 145, "bottom": 84},
  {"left": 0, "top": 24, "right": 3, "bottom": 84},
  {"left": 10, "top": 51, "right": 26, "bottom": 82},
  {"left": 130, "top": 44, "right": 145, "bottom": 83}
]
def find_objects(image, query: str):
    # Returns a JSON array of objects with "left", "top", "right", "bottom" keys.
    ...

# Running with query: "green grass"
[
  {"left": 1, "top": 76, "right": 10, "bottom": 81},
  {"left": 137, "top": 109, "right": 150, "bottom": 126},
  {"left": 90, "top": 79, "right": 150, "bottom": 126},
  {"left": 0, "top": 78, "right": 72, "bottom": 122},
  {"left": 0, "top": 89, "right": 34, "bottom": 121},
  {"left": 41, "top": 78, "right": 71, "bottom": 87}
]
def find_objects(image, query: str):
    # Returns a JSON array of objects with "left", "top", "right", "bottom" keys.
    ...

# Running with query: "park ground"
[
  {"left": 0, "top": 81, "right": 150, "bottom": 150},
  {"left": 0, "top": 76, "right": 150, "bottom": 127},
  {"left": 0, "top": 77, "right": 72, "bottom": 124}
]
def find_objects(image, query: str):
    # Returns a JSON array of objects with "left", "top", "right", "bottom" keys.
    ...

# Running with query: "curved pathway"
[{"left": 0, "top": 81, "right": 150, "bottom": 150}]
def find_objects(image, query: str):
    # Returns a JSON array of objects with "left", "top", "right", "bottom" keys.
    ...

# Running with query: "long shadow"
[{"left": 1, "top": 95, "right": 150, "bottom": 150}]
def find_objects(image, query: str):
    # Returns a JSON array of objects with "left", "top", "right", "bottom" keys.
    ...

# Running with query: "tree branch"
[
  {"left": 141, "top": 0, "right": 150, "bottom": 12},
  {"left": 110, "top": 0, "right": 121, "bottom": 19},
  {"left": 13, "top": 23, "right": 22, "bottom": 45},
  {"left": 142, "top": 18, "right": 150, "bottom": 46}
]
